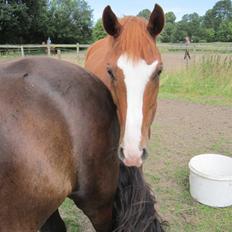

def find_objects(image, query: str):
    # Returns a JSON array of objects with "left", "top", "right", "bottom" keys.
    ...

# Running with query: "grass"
[
  {"left": 160, "top": 55, "right": 232, "bottom": 106},
  {"left": 59, "top": 199, "right": 80, "bottom": 232},
  {"left": 145, "top": 126, "right": 232, "bottom": 232}
]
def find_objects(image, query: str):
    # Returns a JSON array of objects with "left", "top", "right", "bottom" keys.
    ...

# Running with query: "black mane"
[{"left": 112, "top": 162, "right": 166, "bottom": 232}]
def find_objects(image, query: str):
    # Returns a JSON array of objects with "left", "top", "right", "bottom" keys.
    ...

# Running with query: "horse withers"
[
  {"left": 0, "top": 57, "right": 164, "bottom": 231},
  {"left": 85, "top": 4, "right": 165, "bottom": 168}
]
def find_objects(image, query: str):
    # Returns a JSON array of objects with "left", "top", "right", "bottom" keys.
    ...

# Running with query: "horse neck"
[{"left": 85, "top": 37, "right": 115, "bottom": 91}]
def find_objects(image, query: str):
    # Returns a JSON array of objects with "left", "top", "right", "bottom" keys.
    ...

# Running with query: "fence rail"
[
  {"left": 0, "top": 43, "right": 90, "bottom": 57},
  {"left": 157, "top": 43, "right": 232, "bottom": 53},
  {"left": 0, "top": 43, "right": 232, "bottom": 58}
]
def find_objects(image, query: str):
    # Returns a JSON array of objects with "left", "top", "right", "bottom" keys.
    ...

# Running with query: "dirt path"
[
  {"left": 72, "top": 99, "right": 232, "bottom": 231},
  {"left": 144, "top": 99, "right": 232, "bottom": 231},
  {"left": 153, "top": 98, "right": 232, "bottom": 161}
]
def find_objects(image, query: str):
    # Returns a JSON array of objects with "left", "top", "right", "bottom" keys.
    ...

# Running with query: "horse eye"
[
  {"left": 152, "top": 68, "right": 162, "bottom": 81},
  {"left": 157, "top": 69, "right": 162, "bottom": 76},
  {"left": 107, "top": 68, "right": 116, "bottom": 81},
  {"left": 156, "top": 70, "right": 162, "bottom": 79}
]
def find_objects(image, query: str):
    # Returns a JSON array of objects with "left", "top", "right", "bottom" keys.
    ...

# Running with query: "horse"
[
  {"left": 0, "top": 57, "right": 164, "bottom": 231},
  {"left": 85, "top": 4, "right": 165, "bottom": 168}
]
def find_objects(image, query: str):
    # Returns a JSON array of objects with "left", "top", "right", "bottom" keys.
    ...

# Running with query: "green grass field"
[{"left": 160, "top": 55, "right": 232, "bottom": 106}]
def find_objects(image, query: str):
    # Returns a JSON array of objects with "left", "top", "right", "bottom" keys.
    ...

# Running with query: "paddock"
[{"left": 1, "top": 48, "right": 232, "bottom": 231}]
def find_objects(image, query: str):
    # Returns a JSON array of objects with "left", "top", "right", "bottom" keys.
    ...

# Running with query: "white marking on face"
[{"left": 117, "top": 54, "right": 158, "bottom": 163}]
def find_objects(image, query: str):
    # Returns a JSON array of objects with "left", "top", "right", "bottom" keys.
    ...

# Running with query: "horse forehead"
[{"left": 117, "top": 54, "right": 158, "bottom": 81}]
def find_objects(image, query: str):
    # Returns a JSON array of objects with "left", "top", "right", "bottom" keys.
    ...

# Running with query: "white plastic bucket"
[{"left": 189, "top": 154, "right": 232, "bottom": 207}]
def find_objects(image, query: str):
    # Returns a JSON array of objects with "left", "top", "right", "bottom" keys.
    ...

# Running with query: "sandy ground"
[{"left": 70, "top": 98, "right": 232, "bottom": 231}]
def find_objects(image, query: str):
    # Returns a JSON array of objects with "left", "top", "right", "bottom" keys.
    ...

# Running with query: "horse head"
[{"left": 102, "top": 4, "right": 164, "bottom": 167}]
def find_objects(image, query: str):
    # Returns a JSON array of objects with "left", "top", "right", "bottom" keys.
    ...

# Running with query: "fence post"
[
  {"left": 76, "top": 43, "right": 80, "bottom": 57},
  {"left": 57, "top": 49, "right": 61, "bottom": 59},
  {"left": 20, "top": 46, "right": 25, "bottom": 57},
  {"left": 47, "top": 44, "right": 51, "bottom": 56}
]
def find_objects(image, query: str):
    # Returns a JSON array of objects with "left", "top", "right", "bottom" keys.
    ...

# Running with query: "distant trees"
[
  {"left": 92, "top": 19, "right": 107, "bottom": 41},
  {"left": 0, "top": 1, "right": 31, "bottom": 43},
  {"left": 137, "top": 9, "right": 151, "bottom": 20},
  {"left": 0, "top": 0, "right": 93, "bottom": 44},
  {"left": 159, "top": 0, "right": 232, "bottom": 43},
  {"left": 203, "top": 0, "right": 232, "bottom": 42},
  {"left": 48, "top": 0, "right": 93, "bottom": 43},
  {"left": 161, "top": 12, "right": 177, "bottom": 42},
  {"left": 0, "top": 0, "right": 232, "bottom": 44}
]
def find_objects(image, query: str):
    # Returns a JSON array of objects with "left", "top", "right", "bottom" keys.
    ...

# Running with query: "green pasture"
[{"left": 160, "top": 54, "right": 232, "bottom": 106}]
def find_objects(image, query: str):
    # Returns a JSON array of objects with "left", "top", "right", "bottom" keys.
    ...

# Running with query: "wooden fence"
[
  {"left": 0, "top": 43, "right": 232, "bottom": 58},
  {"left": 157, "top": 43, "right": 232, "bottom": 53},
  {"left": 0, "top": 44, "right": 90, "bottom": 57}
]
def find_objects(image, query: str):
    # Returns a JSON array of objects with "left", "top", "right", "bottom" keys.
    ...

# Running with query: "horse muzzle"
[{"left": 118, "top": 147, "right": 149, "bottom": 167}]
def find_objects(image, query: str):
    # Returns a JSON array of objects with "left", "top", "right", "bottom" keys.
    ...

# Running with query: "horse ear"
[
  {"left": 103, "top": 6, "right": 121, "bottom": 37},
  {"left": 147, "top": 4, "right": 165, "bottom": 38}
]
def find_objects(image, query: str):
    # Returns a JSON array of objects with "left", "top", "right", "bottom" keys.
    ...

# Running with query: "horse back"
[{"left": 0, "top": 57, "right": 119, "bottom": 230}]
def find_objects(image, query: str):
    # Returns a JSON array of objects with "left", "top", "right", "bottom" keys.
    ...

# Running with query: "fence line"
[
  {"left": 0, "top": 43, "right": 232, "bottom": 58},
  {"left": 157, "top": 43, "right": 232, "bottom": 53},
  {"left": 0, "top": 43, "right": 90, "bottom": 57}
]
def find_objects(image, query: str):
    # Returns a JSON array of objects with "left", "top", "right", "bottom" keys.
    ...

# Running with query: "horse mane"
[
  {"left": 112, "top": 162, "right": 167, "bottom": 232},
  {"left": 110, "top": 16, "right": 158, "bottom": 62}
]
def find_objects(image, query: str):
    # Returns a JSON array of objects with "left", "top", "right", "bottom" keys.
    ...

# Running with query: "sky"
[{"left": 87, "top": 0, "right": 219, "bottom": 22}]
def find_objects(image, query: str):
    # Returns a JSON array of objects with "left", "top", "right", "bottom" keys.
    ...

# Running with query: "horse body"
[
  {"left": 85, "top": 5, "right": 165, "bottom": 167},
  {"left": 0, "top": 57, "right": 119, "bottom": 231}
]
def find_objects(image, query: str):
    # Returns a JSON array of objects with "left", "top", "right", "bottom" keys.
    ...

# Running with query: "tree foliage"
[
  {"left": 92, "top": 19, "right": 107, "bottom": 41},
  {"left": 0, "top": 0, "right": 93, "bottom": 44},
  {"left": 137, "top": 9, "right": 151, "bottom": 20},
  {"left": 48, "top": 0, "right": 93, "bottom": 43},
  {"left": 0, "top": 0, "right": 232, "bottom": 44},
  {"left": 160, "top": 12, "right": 176, "bottom": 42},
  {"left": 159, "top": 0, "right": 232, "bottom": 42}
]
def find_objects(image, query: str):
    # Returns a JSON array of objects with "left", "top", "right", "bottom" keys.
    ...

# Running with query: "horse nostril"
[
  {"left": 142, "top": 148, "right": 149, "bottom": 160},
  {"left": 118, "top": 147, "right": 125, "bottom": 160}
]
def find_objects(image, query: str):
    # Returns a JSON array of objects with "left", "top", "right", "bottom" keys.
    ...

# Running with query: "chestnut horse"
[
  {"left": 85, "top": 4, "right": 165, "bottom": 168},
  {"left": 0, "top": 57, "right": 164, "bottom": 231}
]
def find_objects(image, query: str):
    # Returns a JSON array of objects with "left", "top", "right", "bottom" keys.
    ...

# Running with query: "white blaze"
[{"left": 117, "top": 54, "right": 158, "bottom": 160}]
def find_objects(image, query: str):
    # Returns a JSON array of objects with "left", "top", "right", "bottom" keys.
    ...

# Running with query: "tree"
[
  {"left": 204, "top": 28, "right": 216, "bottom": 42},
  {"left": 24, "top": 0, "right": 50, "bottom": 43},
  {"left": 0, "top": 0, "right": 93, "bottom": 44},
  {"left": 160, "top": 12, "right": 176, "bottom": 43},
  {"left": 203, "top": 0, "right": 232, "bottom": 41},
  {"left": 137, "top": 9, "right": 151, "bottom": 20},
  {"left": 92, "top": 19, "right": 107, "bottom": 42},
  {"left": 217, "top": 20, "right": 232, "bottom": 41},
  {"left": 171, "top": 13, "right": 203, "bottom": 42},
  {"left": 1, "top": 0, "right": 232, "bottom": 44},
  {"left": 48, "top": 0, "right": 93, "bottom": 43},
  {"left": 203, "top": 0, "right": 232, "bottom": 29},
  {"left": 165, "top": 12, "right": 176, "bottom": 24},
  {"left": 171, "top": 22, "right": 188, "bottom": 42},
  {"left": 203, "top": 9, "right": 215, "bottom": 29},
  {"left": 0, "top": 1, "right": 30, "bottom": 43}
]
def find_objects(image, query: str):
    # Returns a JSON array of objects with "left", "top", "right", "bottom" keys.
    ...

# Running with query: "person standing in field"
[{"left": 184, "top": 36, "right": 191, "bottom": 60}]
